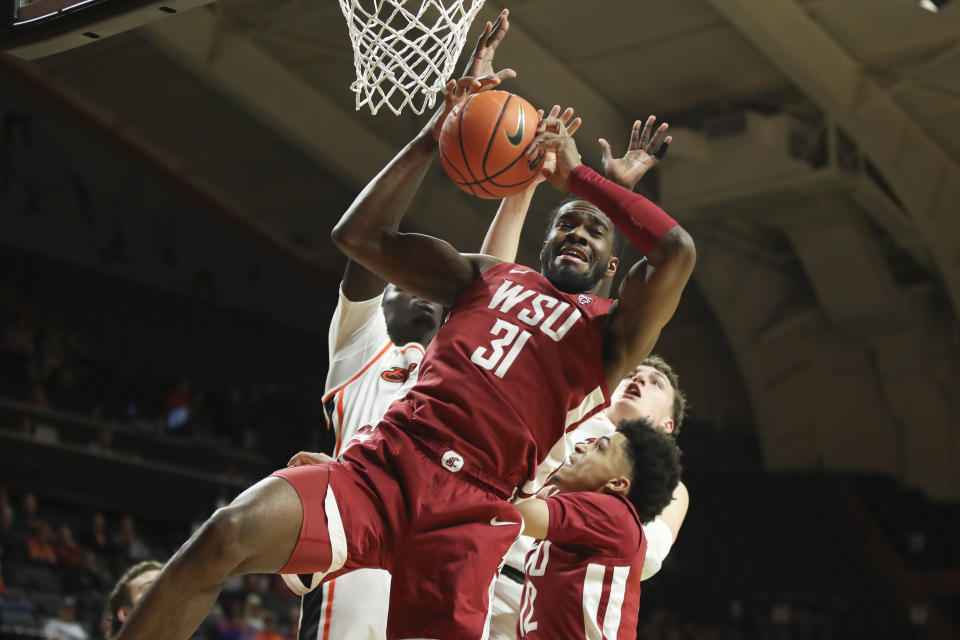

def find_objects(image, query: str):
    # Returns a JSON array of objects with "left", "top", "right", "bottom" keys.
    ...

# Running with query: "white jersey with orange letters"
[
  {"left": 488, "top": 412, "right": 676, "bottom": 640},
  {"left": 290, "top": 285, "right": 424, "bottom": 640}
]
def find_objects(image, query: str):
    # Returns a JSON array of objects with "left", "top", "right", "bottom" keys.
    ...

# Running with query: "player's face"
[
  {"left": 552, "top": 433, "right": 632, "bottom": 495},
  {"left": 540, "top": 202, "right": 618, "bottom": 294},
  {"left": 382, "top": 284, "right": 444, "bottom": 333},
  {"left": 607, "top": 365, "right": 675, "bottom": 433}
]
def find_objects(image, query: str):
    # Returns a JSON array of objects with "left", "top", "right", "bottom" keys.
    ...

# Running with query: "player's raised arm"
[
  {"left": 332, "top": 77, "right": 501, "bottom": 308},
  {"left": 528, "top": 116, "right": 696, "bottom": 384}
]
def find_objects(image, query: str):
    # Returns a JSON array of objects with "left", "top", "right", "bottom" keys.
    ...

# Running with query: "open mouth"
[
  {"left": 558, "top": 245, "right": 589, "bottom": 264},
  {"left": 623, "top": 382, "right": 642, "bottom": 399}
]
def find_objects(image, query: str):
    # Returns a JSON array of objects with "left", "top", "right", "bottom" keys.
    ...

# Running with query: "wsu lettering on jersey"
[
  {"left": 471, "top": 280, "right": 583, "bottom": 378},
  {"left": 380, "top": 262, "right": 612, "bottom": 494}
]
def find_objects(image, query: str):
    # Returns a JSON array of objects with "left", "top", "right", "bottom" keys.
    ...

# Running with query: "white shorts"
[
  {"left": 299, "top": 569, "right": 390, "bottom": 640},
  {"left": 488, "top": 569, "right": 523, "bottom": 640}
]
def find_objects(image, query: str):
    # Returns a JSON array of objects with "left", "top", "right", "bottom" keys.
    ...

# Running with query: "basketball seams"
[
  {"left": 481, "top": 94, "right": 514, "bottom": 179},
  {"left": 440, "top": 145, "right": 478, "bottom": 197},
  {"left": 438, "top": 90, "right": 542, "bottom": 199},
  {"left": 456, "top": 95, "right": 482, "bottom": 186}
]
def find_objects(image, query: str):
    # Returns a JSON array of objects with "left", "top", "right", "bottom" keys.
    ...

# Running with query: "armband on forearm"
[{"left": 569, "top": 165, "right": 677, "bottom": 255}]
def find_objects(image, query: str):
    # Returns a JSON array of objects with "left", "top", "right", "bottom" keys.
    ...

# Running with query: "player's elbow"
[
  {"left": 660, "top": 226, "right": 696, "bottom": 273},
  {"left": 331, "top": 218, "right": 363, "bottom": 257}
]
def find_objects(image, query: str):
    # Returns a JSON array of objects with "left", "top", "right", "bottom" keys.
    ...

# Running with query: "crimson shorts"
[{"left": 272, "top": 422, "right": 523, "bottom": 640}]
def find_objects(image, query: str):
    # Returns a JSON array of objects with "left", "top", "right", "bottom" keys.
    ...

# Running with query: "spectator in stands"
[
  {"left": 82, "top": 512, "right": 109, "bottom": 556},
  {"left": 165, "top": 379, "right": 193, "bottom": 436},
  {"left": 54, "top": 525, "right": 83, "bottom": 566},
  {"left": 42, "top": 595, "right": 87, "bottom": 640},
  {"left": 65, "top": 549, "right": 110, "bottom": 597},
  {"left": 28, "top": 520, "right": 58, "bottom": 565},
  {"left": 19, "top": 492, "right": 40, "bottom": 533},
  {"left": 243, "top": 593, "right": 265, "bottom": 633},
  {"left": 218, "top": 600, "right": 253, "bottom": 640},
  {"left": 255, "top": 613, "right": 283, "bottom": 640},
  {"left": 104, "top": 560, "right": 162, "bottom": 640},
  {"left": 112, "top": 516, "right": 149, "bottom": 564},
  {"left": 88, "top": 429, "right": 115, "bottom": 456},
  {"left": 0, "top": 502, "right": 25, "bottom": 560}
]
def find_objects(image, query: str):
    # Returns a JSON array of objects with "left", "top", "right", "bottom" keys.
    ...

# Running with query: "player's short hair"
[
  {"left": 545, "top": 196, "right": 626, "bottom": 258},
  {"left": 616, "top": 417, "right": 682, "bottom": 523},
  {"left": 105, "top": 560, "right": 163, "bottom": 639},
  {"left": 641, "top": 354, "right": 688, "bottom": 435}
]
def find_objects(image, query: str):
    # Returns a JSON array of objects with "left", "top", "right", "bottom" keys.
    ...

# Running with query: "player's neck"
[{"left": 387, "top": 325, "right": 438, "bottom": 348}]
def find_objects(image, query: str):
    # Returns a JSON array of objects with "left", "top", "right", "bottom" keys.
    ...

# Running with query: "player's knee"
[{"left": 199, "top": 505, "right": 250, "bottom": 569}]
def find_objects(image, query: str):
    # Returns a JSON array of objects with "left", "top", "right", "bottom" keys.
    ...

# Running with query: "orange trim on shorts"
[{"left": 322, "top": 579, "right": 337, "bottom": 640}]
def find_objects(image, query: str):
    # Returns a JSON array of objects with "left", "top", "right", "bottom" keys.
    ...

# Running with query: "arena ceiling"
[{"left": 2, "top": 0, "right": 959, "bottom": 498}]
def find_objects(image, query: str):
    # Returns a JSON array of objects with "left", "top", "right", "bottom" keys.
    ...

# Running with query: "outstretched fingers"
[
  {"left": 485, "top": 9, "right": 509, "bottom": 50},
  {"left": 638, "top": 115, "right": 657, "bottom": 150},
  {"left": 647, "top": 121, "right": 670, "bottom": 155},
  {"left": 628, "top": 119, "right": 643, "bottom": 152},
  {"left": 655, "top": 134, "right": 673, "bottom": 160}
]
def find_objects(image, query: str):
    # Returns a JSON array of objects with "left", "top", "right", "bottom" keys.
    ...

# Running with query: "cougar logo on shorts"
[
  {"left": 381, "top": 362, "right": 417, "bottom": 383},
  {"left": 441, "top": 450, "right": 464, "bottom": 472},
  {"left": 577, "top": 294, "right": 593, "bottom": 306}
]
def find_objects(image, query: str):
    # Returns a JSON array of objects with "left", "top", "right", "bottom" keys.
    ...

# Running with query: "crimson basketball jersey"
[
  {"left": 518, "top": 492, "right": 646, "bottom": 640},
  {"left": 381, "top": 261, "right": 613, "bottom": 495}
]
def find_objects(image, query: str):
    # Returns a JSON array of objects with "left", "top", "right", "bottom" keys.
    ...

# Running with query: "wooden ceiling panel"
[
  {"left": 570, "top": 24, "right": 787, "bottom": 115},
  {"left": 807, "top": 0, "right": 960, "bottom": 65}
]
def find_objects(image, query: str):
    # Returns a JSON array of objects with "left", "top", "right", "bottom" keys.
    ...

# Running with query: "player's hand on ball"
[
  {"left": 287, "top": 451, "right": 334, "bottom": 467},
  {"left": 533, "top": 106, "right": 582, "bottom": 187},
  {"left": 428, "top": 74, "right": 506, "bottom": 141},
  {"left": 599, "top": 115, "right": 672, "bottom": 191},
  {"left": 464, "top": 9, "right": 516, "bottom": 86},
  {"left": 527, "top": 117, "right": 582, "bottom": 192}
]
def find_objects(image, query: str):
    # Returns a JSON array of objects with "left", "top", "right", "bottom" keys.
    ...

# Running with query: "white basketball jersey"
[
  {"left": 504, "top": 412, "right": 674, "bottom": 581},
  {"left": 323, "top": 286, "right": 424, "bottom": 455}
]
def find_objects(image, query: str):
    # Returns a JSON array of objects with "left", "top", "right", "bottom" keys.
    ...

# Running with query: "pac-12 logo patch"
[
  {"left": 381, "top": 362, "right": 417, "bottom": 383},
  {"left": 441, "top": 450, "right": 464, "bottom": 473},
  {"left": 578, "top": 294, "right": 594, "bottom": 305}
]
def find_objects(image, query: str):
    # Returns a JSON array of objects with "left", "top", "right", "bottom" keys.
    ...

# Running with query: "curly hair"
[
  {"left": 617, "top": 417, "right": 682, "bottom": 523},
  {"left": 640, "top": 354, "right": 688, "bottom": 435},
  {"left": 105, "top": 560, "right": 163, "bottom": 639}
]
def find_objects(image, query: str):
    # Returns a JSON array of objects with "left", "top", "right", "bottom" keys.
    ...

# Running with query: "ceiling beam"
[
  {"left": 705, "top": 0, "right": 960, "bottom": 316},
  {"left": 142, "top": 6, "right": 396, "bottom": 187},
  {"left": 478, "top": 2, "right": 708, "bottom": 161}
]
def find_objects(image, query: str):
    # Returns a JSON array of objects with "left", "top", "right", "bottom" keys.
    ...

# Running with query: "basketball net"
[{"left": 339, "top": 0, "right": 487, "bottom": 116}]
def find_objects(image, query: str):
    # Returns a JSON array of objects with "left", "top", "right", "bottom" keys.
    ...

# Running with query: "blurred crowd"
[
  {"left": 0, "top": 487, "right": 301, "bottom": 640},
  {"left": 0, "top": 294, "right": 327, "bottom": 467}
]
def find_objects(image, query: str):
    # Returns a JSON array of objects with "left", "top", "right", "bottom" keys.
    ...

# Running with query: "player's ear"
[
  {"left": 117, "top": 606, "right": 130, "bottom": 623},
  {"left": 661, "top": 418, "right": 675, "bottom": 434},
  {"left": 605, "top": 256, "right": 619, "bottom": 278},
  {"left": 605, "top": 474, "right": 630, "bottom": 495}
]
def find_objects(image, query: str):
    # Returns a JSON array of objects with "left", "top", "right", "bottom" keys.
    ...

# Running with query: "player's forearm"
[
  {"left": 479, "top": 184, "right": 537, "bottom": 260},
  {"left": 568, "top": 165, "right": 695, "bottom": 268},
  {"left": 332, "top": 131, "right": 437, "bottom": 260}
]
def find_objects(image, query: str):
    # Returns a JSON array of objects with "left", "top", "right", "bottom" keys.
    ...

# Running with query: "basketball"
[{"left": 438, "top": 90, "right": 544, "bottom": 199}]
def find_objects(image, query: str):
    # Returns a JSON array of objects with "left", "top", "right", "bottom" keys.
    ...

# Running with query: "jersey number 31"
[{"left": 471, "top": 319, "right": 532, "bottom": 378}]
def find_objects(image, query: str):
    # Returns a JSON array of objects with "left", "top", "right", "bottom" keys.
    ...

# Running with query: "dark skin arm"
[
  {"left": 529, "top": 118, "right": 696, "bottom": 387},
  {"left": 331, "top": 77, "right": 504, "bottom": 308},
  {"left": 338, "top": 11, "right": 515, "bottom": 302}
]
